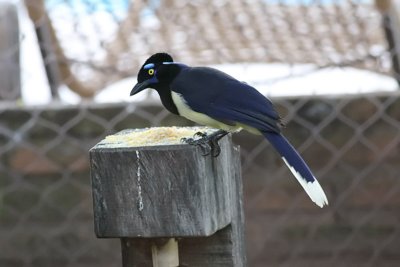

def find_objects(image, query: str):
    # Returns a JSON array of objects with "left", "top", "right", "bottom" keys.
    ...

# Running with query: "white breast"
[{"left": 171, "top": 91, "right": 238, "bottom": 131}]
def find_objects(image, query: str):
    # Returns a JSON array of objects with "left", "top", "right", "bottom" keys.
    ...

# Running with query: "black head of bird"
[
  {"left": 131, "top": 53, "right": 177, "bottom": 95},
  {"left": 130, "top": 52, "right": 329, "bottom": 208},
  {"left": 130, "top": 53, "right": 182, "bottom": 114}
]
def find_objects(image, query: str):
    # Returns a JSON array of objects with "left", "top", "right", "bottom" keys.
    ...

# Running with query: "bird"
[{"left": 130, "top": 52, "right": 328, "bottom": 208}]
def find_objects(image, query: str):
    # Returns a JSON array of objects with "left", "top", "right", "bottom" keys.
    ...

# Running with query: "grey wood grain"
[{"left": 178, "top": 144, "right": 246, "bottom": 267}]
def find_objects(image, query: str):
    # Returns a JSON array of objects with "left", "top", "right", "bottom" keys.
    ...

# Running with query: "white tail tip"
[{"left": 282, "top": 157, "right": 329, "bottom": 208}]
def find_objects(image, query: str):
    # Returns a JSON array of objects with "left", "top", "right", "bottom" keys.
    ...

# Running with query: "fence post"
[{"left": 89, "top": 128, "right": 246, "bottom": 266}]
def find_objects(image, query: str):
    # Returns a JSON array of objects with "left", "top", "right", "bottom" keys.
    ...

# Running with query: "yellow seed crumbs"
[{"left": 100, "top": 127, "right": 216, "bottom": 148}]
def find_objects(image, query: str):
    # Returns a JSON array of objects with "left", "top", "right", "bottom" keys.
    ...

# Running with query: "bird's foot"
[
  {"left": 181, "top": 129, "right": 229, "bottom": 157},
  {"left": 181, "top": 136, "right": 215, "bottom": 156}
]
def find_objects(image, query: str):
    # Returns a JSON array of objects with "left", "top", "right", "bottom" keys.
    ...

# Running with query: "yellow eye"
[{"left": 148, "top": 69, "right": 154, "bottom": 75}]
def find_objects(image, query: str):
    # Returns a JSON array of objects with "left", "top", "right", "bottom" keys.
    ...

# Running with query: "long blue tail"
[{"left": 263, "top": 131, "right": 328, "bottom": 207}]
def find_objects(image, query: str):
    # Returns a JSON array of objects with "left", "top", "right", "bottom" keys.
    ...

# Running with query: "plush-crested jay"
[{"left": 130, "top": 53, "right": 328, "bottom": 208}]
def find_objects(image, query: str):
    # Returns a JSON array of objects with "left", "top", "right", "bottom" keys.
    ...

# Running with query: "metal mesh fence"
[{"left": 1, "top": 0, "right": 400, "bottom": 266}]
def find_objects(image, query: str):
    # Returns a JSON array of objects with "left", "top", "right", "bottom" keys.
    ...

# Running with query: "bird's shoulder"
[
  {"left": 184, "top": 66, "right": 243, "bottom": 84},
  {"left": 171, "top": 66, "right": 248, "bottom": 93}
]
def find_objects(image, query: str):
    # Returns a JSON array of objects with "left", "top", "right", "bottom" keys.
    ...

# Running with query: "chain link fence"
[{"left": 1, "top": 0, "right": 400, "bottom": 266}]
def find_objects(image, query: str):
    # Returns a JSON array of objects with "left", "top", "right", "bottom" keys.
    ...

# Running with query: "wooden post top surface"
[{"left": 90, "top": 127, "right": 239, "bottom": 238}]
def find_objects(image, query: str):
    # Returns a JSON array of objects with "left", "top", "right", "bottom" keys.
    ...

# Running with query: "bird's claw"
[
  {"left": 181, "top": 131, "right": 224, "bottom": 157},
  {"left": 210, "top": 139, "right": 221, "bottom": 157},
  {"left": 180, "top": 136, "right": 210, "bottom": 156},
  {"left": 193, "top": 131, "right": 208, "bottom": 139}
]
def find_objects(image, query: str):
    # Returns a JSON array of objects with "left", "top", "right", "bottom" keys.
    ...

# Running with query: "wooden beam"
[
  {"left": 0, "top": 2, "right": 20, "bottom": 100},
  {"left": 24, "top": 0, "right": 97, "bottom": 98},
  {"left": 376, "top": 0, "right": 400, "bottom": 83}
]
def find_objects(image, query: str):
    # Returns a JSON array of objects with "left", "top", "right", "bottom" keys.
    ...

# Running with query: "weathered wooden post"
[{"left": 89, "top": 128, "right": 246, "bottom": 266}]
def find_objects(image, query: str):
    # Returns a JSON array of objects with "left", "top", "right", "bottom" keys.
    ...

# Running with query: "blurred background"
[{"left": 0, "top": 0, "right": 399, "bottom": 266}]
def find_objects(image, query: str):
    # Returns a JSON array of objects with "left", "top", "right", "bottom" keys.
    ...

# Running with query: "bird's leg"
[{"left": 181, "top": 129, "right": 229, "bottom": 157}]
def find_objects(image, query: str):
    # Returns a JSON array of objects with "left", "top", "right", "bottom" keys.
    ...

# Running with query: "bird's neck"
[
  {"left": 154, "top": 63, "right": 183, "bottom": 115},
  {"left": 156, "top": 87, "right": 179, "bottom": 115}
]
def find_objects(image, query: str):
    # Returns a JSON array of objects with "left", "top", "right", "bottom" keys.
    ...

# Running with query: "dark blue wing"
[{"left": 170, "top": 66, "right": 281, "bottom": 133}]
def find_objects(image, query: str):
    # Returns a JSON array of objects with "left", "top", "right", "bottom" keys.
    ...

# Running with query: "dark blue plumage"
[
  {"left": 171, "top": 66, "right": 282, "bottom": 133},
  {"left": 130, "top": 53, "right": 328, "bottom": 207},
  {"left": 263, "top": 132, "right": 314, "bottom": 183}
]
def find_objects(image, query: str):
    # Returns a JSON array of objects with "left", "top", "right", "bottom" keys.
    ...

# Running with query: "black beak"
[{"left": 130, "top": 80, "right": 151, "bottom": 96}]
